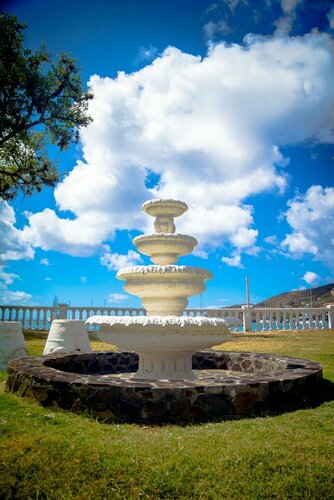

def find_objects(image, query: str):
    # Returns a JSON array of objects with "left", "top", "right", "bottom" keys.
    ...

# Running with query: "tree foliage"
[{"left": 0, "top": 12, "right": 93, "bottom": 201}]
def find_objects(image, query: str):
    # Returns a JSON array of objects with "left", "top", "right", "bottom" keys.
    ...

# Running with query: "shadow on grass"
[{"left": 316, "top": 378, "right": 334, "bottom": 405}]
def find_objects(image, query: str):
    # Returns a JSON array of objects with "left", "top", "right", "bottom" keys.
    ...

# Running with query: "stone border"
[{"left": 6, "top": 351, "right": 322, "bottom": 424}]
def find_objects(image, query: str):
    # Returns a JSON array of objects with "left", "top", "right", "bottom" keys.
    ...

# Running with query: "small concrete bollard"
[
  {"left": 242, "top": 305, "right": 254, "bottom": 332},
  {"left": 0, "top": 321, "right": 28, "bottom": 371},
  {"left": 43, "top": 319, "right": 92, "bottom": 355}
]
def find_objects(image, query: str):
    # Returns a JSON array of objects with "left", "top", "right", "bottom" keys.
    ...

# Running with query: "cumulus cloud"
[
  {"left": 0, "top": 286, "right": 33, "bottom": 304},
  {"left": 0, "top": 266, "right": 19, "bottom": 285},
  {"left": 302, "top": 271, "right": 320, "bottom": 285},
  {"left": 230, "top": 227, "right": 258, "bottom": 249},
  {"left": 221, "top": 252, "right": 244, "bottom": 268},
  {"left": 136, "top": 45, "right": 159, "bottom": 63},
  {"left": 0, "top": 202, "right": 34, "bottom": 263},
  {"left": 20, "top": 31, "right": 334, "bottom": 269},
  {"left": 100, "top": 250, "right": 142, "bottom": 271},
  {"left": 281, "top": 185, "right": 334, "bottom": 271},
  {"left": 203, "top": 18, "right": 233, "bottom": 40},
  {"left": 274, "top": 0, "right": 302, "bottom": 35},
  {"left": 327, "top": 7, "right": 334, "bottom": 30},
  {"left": 108, "top": 293, "right": 129, "bottom": 304},
  {"left": 0, "top": 267, "right": 32, "bottom": 304},
  {"left": 40, "top": 258, "right": 50, "bottom": 266}
]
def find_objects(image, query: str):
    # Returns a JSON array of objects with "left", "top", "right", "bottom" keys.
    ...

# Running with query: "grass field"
[{"left": 1, "top": 330, "right": 334, "bottom": 499}]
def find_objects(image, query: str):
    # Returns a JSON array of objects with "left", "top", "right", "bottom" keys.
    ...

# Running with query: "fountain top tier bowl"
[
  {"left": 142, "top": 199, "right": 189, "bottom": 234},
  {"left": 142, "top": 198, "right": 188, "bottom": 220},
  {"left": 86, "top": 198, "right": 231, "bottom": 380}
]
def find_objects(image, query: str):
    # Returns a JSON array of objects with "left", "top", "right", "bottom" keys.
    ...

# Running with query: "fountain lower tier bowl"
[
  {"left": 117, "top": 265, "right": 212, "bottom": 316},
  {"left": 133, "top": 233, "right": 198, "bottom": 265},
  {"left": 86, "top": 316, "right": 231, "bottom": 380},
  {"left": 7, "top": 351, "right": 323, "bottom": 424}
]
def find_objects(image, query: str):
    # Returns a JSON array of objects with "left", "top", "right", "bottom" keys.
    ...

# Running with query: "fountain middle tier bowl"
[
  {"left": 133, "top": 233, "right": 198, "bottom": 265},
  {"left": 116, "top": 265, "right": 212, "bottom": 316}
]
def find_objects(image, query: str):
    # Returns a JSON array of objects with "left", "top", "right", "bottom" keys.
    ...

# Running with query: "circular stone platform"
[{"left": 6, "top": 351, "right": 322, "bottom": 424}]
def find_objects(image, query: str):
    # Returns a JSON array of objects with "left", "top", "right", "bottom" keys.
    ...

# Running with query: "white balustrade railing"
[{"left": 0, "top": 304, "right": 333, "bottom": 332}]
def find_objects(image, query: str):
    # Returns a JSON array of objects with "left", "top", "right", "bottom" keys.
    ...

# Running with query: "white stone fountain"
[{"left": 86, "top": 199, "right": 231, "bottom": 380}]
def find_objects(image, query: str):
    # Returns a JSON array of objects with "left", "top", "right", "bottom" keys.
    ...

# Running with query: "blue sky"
[{"left": 1, "top": 0, "right": 334, "bottom": 308}]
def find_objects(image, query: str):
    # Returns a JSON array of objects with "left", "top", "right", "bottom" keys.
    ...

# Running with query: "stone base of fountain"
[{"left": 6, "top": 350, "right": 322, "bottom": 424}]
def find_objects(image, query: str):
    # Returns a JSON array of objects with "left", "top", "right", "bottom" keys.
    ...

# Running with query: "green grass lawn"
[{"left": 1, "top": 330, "right": 334, "bottom": 499}]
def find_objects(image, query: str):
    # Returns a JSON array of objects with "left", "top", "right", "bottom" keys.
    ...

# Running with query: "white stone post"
[
  {"left": 242, "top": 305, "right": 254, "bottom": 332},
  {"left": 43, "top": 320, "right": 92, "bottom": 355},
  {"left": 326, "top": 305, "right": 334, "bottom": 329},
  {"left": 0, "top": 321, "right": 28, "bottom": 371},
  {"left": 58, "top": 303, "right": 69, "bottom": 319}
]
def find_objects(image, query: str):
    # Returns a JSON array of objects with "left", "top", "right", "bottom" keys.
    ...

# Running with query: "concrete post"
[
  {"left": 43, "top": 320, "right": 92, "bottom": 355},
  {"left": 242, "top": 305, "right": 254, "bottom": 332},
  {"left": 326, "top": 305, "right": 334, "bottom": 329},
  {"left": 0, "top": 321, "right": 28, "bottom": 370},
  {"left": 58, "top": 303, "right": 69, "bottom": 320}
]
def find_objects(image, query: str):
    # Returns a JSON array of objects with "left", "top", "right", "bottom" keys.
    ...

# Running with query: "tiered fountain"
[
  {"left": 86, "top": 199, "right": 231, "bottom": 380},
  {"left": 6, "top": 199, "right": 323, "bottom": 424}
]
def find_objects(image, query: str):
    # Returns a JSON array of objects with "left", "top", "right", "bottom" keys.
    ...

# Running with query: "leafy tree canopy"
[{"left": 0, "top": 12, "right": 93, "bottom": 201}]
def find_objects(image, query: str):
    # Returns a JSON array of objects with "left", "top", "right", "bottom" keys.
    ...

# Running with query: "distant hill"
[
  {"left": 223, "top": 283, "right": 334, "bottom": 309},
  {"left": 255, "top": 283, "right": 334, "bottom": 308}
]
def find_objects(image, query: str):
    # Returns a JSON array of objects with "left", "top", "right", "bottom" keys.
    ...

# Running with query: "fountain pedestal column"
[{"left": 136, "top": 351, "right": 194, "bottom": 380}]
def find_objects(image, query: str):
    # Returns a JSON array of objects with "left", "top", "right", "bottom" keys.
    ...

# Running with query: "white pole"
[{"left": 246, "top": 275, "right": 250, "bottom": 308}]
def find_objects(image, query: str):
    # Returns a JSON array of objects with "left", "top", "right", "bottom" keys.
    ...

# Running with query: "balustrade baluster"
[
  {"left": 314, "top": 312, "right": 320, "bottom": 329},
  {"left": 27, "top": 308, "right": 32, "bottom": 329},
  {"left": 36, "top": 309, "right": 41, "bottom": 330},
  {"left": 268, "top": 311, "right": 273, "bottom": 331},
  {"left": 254, "top": 311, "right": 259, "bottom": 331},
  {"left": 41, "top": 309, "right": 46, "bottom": 329},
  {"left": 21, "top": 308, "right": 26, "bottom": 329},
  {"left": 321, "top": 311, "right": 326, "bottom": 329}
]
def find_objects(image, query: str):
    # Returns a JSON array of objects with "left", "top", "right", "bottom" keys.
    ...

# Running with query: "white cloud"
[
  {"left": 0, "top": 284, "right": 32, "bottom": 305},
  {"left": 302, "top": 271, "right": 320, "bottom": 285},
  {"left": 193, "top": 247, "right": 209, "bottom": 259},
  {"left": 281, "top": 185, "right": 334, "bottom": 270},
  {"left": 203, "top": 18, "right": 232, "bottom": 39},
  {"left": 0, "top": 286, "right": 33, "bottom": 304},
  {"left": 221, "top": 252, "right": 244, "bottom": 268},
  {"left": 137, "top": 45, "right": 159, "bottom": 63},
  {"left": 45, "top": 277, "right": 52, "bottom": 281},
  {"left": 230, "top": 227, "right": 258, "bottom": 249},
  {"left": 275, "top": 0, "right": 301, "bottom": 35},
  {"left": 327, "top": 7, "right": 334, "bottom": 29},
  {"left": 100, "top": 250, "right": 142, "bottom": 271},
  {"left": 264, "top": 235, "right": 278, "bottom": 246},
  {"left": 19, "top": 32, "right": 334, "bottom": 270},
  {"left": 0, "top": 266, "right": 19, "bottom": 285},
  {"left": 80, "top": 276, "right": 87, "bottom": 283},
  {"left": 40, "top": 258, "right": 50, "bottom": 266},
  {"left": 108, "top": 293, "right": 129, "bottom": 304},
  {"left": 0, "top": 202, "right": 34, "bottom": 263},
  {"left": 0, "top": 267, "right": 32, "bottom": 304},
  {"left": 281, "top": 232, "right": 318, "bottom": 255}
]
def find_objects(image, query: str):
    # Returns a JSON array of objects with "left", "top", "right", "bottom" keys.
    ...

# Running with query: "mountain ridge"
[{"left": 224, "top": 283, "right": 334, "bottom": 308}]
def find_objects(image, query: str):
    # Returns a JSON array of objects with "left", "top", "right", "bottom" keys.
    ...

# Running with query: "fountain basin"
[
  {"left": 86, "top": 316, "right": 231, "bottom": 379},
  {"left": 6, "top": 350, "right": 323, "bottom": 424}
]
